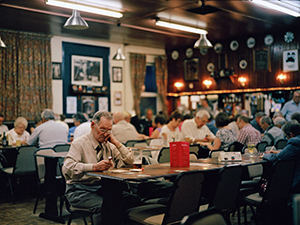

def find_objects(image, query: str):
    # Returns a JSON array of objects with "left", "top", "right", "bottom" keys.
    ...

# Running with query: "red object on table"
[{"left": 169, "top": 141, "right": 190, "bottom": 167}]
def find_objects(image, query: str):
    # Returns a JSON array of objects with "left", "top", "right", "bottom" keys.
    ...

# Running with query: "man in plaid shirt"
[{"left": 236, "top": 115, "right": 261, "bottom": 146}]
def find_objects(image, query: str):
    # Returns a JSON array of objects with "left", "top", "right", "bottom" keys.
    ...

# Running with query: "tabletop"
[{"left": 34, "top": 151, "right": 68, "bottom": 158}]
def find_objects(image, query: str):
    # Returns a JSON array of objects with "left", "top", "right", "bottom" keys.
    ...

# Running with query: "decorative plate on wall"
[
  {"left": 230, "top": 40, "right": 239, "bottom": 51},
  {"left": 247, "top": 37, "right": 255, "bottom": 48},
  {"left": 264, "top": 34, "right": 274, "bottom": 46},
  {"left": 186, "top": 48, "right": 193, "bottom": 58},
  {"left": 239, "top": 60, "right": 247, "bottom": 69},
  {"left": 207, "top": 63, "right": 215, "bottom": 72},
  {"left": 214, "top": 43, "right": 223, "bottom": 53},
  {"left": 284, "top": 31, "right": 294, "bottom": 43},
  {"left": 171, "top": 50, "right": 179, "bottom": 60},
  {"left": 200, "top": 48, "right": 208, "bottom": 56}
]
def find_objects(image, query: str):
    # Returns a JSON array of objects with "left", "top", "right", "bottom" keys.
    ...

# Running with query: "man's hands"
[{"left": 92, "top": 160, "right": 113, "bottom": 171}]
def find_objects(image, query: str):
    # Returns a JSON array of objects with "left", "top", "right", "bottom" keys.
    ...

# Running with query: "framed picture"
[
  {"left": 184, "top": 58, "right": 199, "bottom": 81},
  {"left": 52, "top": 62, "right": 62, "bottom": 79},
  {"left": 81, "top": 96, "right": 95, "bottom": 119},
  {"left": 114, "top": 91, "right": 122, "bottom": 106},
  {"left": 112, "top": 67, "right": 122, "bottom": 82},
  {"left": 253, "top": 48, "right": 271, "bottom": 72},
  {"left": 218, "top": 53, "right": 227, "bottom": 69},
  {"left": 98, "top": 97, "right": 108, "bottom": 111},
  {"left": 71, "top": 55, "right": 103, "bottom": 86},
  {"left": 283, "top": 49, "right": 298, "bottom": 72}
]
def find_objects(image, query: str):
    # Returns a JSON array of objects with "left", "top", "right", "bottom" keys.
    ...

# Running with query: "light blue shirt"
[
  {"left": 27, "top": 120, "right": 68, "bottom": 148},
  {"left": 281, "top": 99, "right": 300, "bottom": 121}
]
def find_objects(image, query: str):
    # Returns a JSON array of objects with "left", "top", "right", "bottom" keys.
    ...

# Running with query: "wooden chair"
[
  {"left": 180, "top": 207, "right": 228, "bottom": 225},
  {"left": 127, "top": 171, "right": 205, "bottom": 225},
  {"left": 1, "top": 145, "right": 37, "bottom": 203}
]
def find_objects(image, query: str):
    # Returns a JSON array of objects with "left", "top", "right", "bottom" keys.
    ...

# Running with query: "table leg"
[
  {"left": 39, "top": 157, "right": 65, "bottom": 224},
  {"left": 101, "top": 179, "right": 124, "bottom": 225}
]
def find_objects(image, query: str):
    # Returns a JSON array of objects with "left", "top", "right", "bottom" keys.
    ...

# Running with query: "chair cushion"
[
  {"left": 127, "top": 204, "right": 166, "bottom": 225},
  {"left": 245, "top": 193, "right": 262, "bottom": 206}
]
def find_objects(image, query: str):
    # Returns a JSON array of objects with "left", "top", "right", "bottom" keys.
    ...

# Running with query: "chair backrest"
[
  {"left": 227, "top": 141, "right": 244, "bottom": 152},
  {"left": 162, "top": 171, "right": 205, "bottom": 225},
  {"left": 34, "top": 148, "right": 56, "bottom": 183},
  {"left": 53, "top": 144, "right": 70, "bottom": 152},
  {"left": 14, "top": 145, "right": 37, "bottom": 175},
  {"left": 180, "top": 207, "right": 228, "bottom": 225},
  {"left": 125, "top": 140, "right": 148, "bottom": 147},
  {"left": 210, "top": 164, "right": 243, "bottom": 212},
  {"left": 189, "top": 144, "right": 199, "bottom": 156},
  {"left": 263, "top": 160, "right": 296, "bottom": 204},
  {"left": 256, "top": 141, "right": 268, "bottom": 152},
  {"left": 275, "top": 139, "right": 287, "bottom": 150},
  {"left": 246, "top": 164, "right": 263, "bottom": 179},
  {"left": 145, "top": 138, "right": 153, "bottom": 146},
  {"left": 0, "top": 153, "right": 8, "bottom": 169},
  {"left": 149, "top": 138, "right": 163, "bottom": 146},
  {"left": 133, "top": 141, "right": 148, "bottom": 147},
  {"left": 157, "top": 147, "right": 170, "bottom": 163}
]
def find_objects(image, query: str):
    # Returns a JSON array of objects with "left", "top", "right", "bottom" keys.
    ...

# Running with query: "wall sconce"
[
  {"left": 238, "top": 76, "right": 247, "bottom": 87},
  {"left": 277, "top": 74, "right": 286, "bottom": 84},
  {"left": 203, "top": 79, "right": 212, "bottom": 89},
  {"left": 174, "top": 82, "right": 184, "bottom": 91}
]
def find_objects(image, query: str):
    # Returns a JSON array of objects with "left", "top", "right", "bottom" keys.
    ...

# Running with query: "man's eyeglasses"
[{"left": 95, "top": 123, "right": 112, "bottom": 134}]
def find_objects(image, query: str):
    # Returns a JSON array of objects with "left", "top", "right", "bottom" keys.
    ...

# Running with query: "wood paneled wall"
[{"left": 166, "top": 30, "right": 300, "bottom": 95}]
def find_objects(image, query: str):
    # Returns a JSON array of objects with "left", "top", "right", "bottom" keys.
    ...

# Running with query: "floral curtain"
[
  {"left": 155, "top": 56, "right": 168, "bottom": 117},
  {"left": 0, "top": 30, "right": 52, "bottom": 121},
  {"left": 130, "top": 53, "right": 146, "bottom": 117}
]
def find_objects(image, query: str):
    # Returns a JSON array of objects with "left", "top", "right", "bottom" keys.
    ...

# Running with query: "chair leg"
[
  {"left": 59, "top": 195, "right": 64, "bottom": 217},
  {"left": 7, "top": 176, "right": 15, "bottom": 204},
  {"left": 89, "top": 214, "right": 94, "bottom": 225},
  {"left": 33, "top": 196, "right": 39, "bottom": 214},
  {"left": 82, "top": 214, "right": 88, "bottom": 225},
  {"left": 237, "top": 207, "right": 241, "bottom": 225},
  {"left": 243, "top": 205, "right": 248, "bottom": 225},
  {"left": 67, "top": 213, "right": 73, "bottom": 225}
]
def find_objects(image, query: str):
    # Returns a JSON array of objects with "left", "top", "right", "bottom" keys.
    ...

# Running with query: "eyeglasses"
[{"left": 95, "top": 123, "right": 112, "bottom": 134}]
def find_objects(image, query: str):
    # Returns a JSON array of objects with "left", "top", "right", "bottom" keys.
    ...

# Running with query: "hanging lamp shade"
[
  {"left": 0, "top": 36, "right": 6, "bottom": 48},
  {"left": 63, "top": 9, "right": 89, "bottom": 30},
  {"left": 112, "top": 48, "right": 126, "bottom": 61},
  {"left": 194, "top": 33, "right": 213, "bottom": 49}
]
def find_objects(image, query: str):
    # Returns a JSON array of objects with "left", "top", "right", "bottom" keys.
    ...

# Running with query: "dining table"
[{"left": 33, "top": 151, "right": 68, "bottom": 224}]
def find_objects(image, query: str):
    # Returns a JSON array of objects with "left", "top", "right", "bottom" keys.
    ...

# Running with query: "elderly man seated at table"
[
  {"left": 273, "top": 116, "right": 286, "bottom": 129},
  {"left": 62, "top": 111, "right": 137, "bottom": 224},
  {"left": 259, "top": 116, "right": 285, "bottom": 146},
  {"left": 112, "top": 111, "right": 148, "bottom": 144},
  {"left": 27, "top": 109, "right": 68, "bottom": 148},
  {"left": 237, "top": 115, "right": 261, "bottom": 146},
  {"left": 262, "top": 120, "right": 300, "bottom": 194},
  {"left": 181, "top": 109, "right": 215, "bottom": 143},
  {"left": 7, "top": 117, "right": 30, "bottom": 145},
  {"left": 206, "top": 112, "right": 237, "bottom": 151}
]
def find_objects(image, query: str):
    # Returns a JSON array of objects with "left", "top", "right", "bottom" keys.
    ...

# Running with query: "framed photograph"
[
  {"left": 253, "top": 48, "right": 271, "bottom": 72},
  {"left": 98, "top": 97, "right": 108, "bottom": 111},
  {"left": 52, "top": 62, "right": 62, "bottom": 79},
  {"left": 114, "top": 91, "right": 122, "bottom": 106},
  {"left": 184, "top": 58, "right": 199, "bottom": 81},
  {"left": 218, "top": 53, "right": 227, "bottom": 69},
  {"left": 112, "top": 67, "right": 122, "bottom": 82},
  {"left": 283, "top": 49, "right": 298, "bottom": 72},
  {"left": 71, "top": 55, "right": 103, "bottom": 86},
  {"left": 81, "top": 96, "right": 95, "bottom": 119}
]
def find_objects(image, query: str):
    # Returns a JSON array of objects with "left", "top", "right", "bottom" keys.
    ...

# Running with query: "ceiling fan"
[{"left": 187, "top": 0, "right": 222, "bottom": 15}]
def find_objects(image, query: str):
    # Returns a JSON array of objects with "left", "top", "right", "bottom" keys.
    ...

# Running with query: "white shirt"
[
  {"left": 160, "top": 125, "right": 183, "bottom": 146},
  {"left": 7, "top": 128, "right": 30, "bottom": 144},
  {"left": 73, "top": 121, "right": 91, "bottom": 140},
  {"left": 181, "top": 118, "right": 215, "bottom": 140},
  {"left": 228, "top": 121, "right": 240, "bottom": 137},
  {"left": 112, "top": 120, "right": 140, "bottom": 144},
  {"left": 56, "top": 120, "right": 69, "bottom": 133},
  {"left": 0, "top": 124, "right": 8, "bottom": 134}
]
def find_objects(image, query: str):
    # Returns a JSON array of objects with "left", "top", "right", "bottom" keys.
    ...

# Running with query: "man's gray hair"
[
  {"left": 255, "top": 112, "right": 266, "bottom": 118},
  {"left": 41, "top": 109, "right": 55, "bottom": 120},
  {"left": 92, "top": 111, "right": 112, "bottom": 123},
  {"left": 273, "top": 117, "right": 286, "bottom": 127},
  {"left": 196, "top": 110, "right": 210, "bottom": 119},
  {"left": 260, "top": 116, "right": 272, "bottom": 126}
]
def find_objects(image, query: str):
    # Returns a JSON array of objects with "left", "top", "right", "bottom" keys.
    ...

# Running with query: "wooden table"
[{"left": 34, "top": 151, "right": 67, "bottom": 224}]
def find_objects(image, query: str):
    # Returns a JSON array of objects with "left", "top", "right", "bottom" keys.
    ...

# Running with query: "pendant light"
[
  {"left": 194, "top": 33, "right": 213, "bottom": 49},
  {"left": 0, "top": 37, "right": 6, "bottom": 48},
  {"left": 113, "top": 48, "right": 126, "bottom": 61},
  {"left": 63, "top": 9, "right": 89, "bottom": 30}
]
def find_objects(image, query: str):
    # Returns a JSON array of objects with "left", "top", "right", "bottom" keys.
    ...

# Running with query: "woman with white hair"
[{"left": 7, "top": 117, "right": 30, "bottom": 145}]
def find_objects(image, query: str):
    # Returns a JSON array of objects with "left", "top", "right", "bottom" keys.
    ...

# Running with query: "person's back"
[
  {"left": 237, "top": 115, "right": 261, "bottom": 146},
  {"left": 113, "top": 120, "right": 140, "bottom": 143}
]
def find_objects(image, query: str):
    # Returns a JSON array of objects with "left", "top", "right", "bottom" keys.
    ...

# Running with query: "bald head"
[{"left": 113, "top": 111, "right": 124, "bottom": 124}]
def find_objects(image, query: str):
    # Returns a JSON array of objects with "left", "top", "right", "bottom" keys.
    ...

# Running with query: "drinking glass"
[
  {"left": 132, "top": 149, "right": 142, "bottom": 169},
  {"left": 247, "top": 143, "right": 255, "bottom": 156}
]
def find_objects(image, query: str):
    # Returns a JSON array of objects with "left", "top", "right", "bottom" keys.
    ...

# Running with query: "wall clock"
[
  {"left": 171, "top": 50, "right": 179, "bottom": 60},
  {"left": 186, "top": 48, "right": 193, "bottom": 58}
]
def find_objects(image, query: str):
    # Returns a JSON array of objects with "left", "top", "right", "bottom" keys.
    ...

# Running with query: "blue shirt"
[
  {"left": 263, "top": 135, "right": 300, "bottom": 192},
  {"left": 68, "top": 126, "right": 76, "bottom": 142},
  {"left": 281, "top": 99, "right": 300, "bottom": 121}
]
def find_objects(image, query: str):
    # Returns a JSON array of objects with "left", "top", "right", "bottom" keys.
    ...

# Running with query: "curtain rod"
[{"left": 0, "top": 29, "right": 52, "bottom": 38}]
